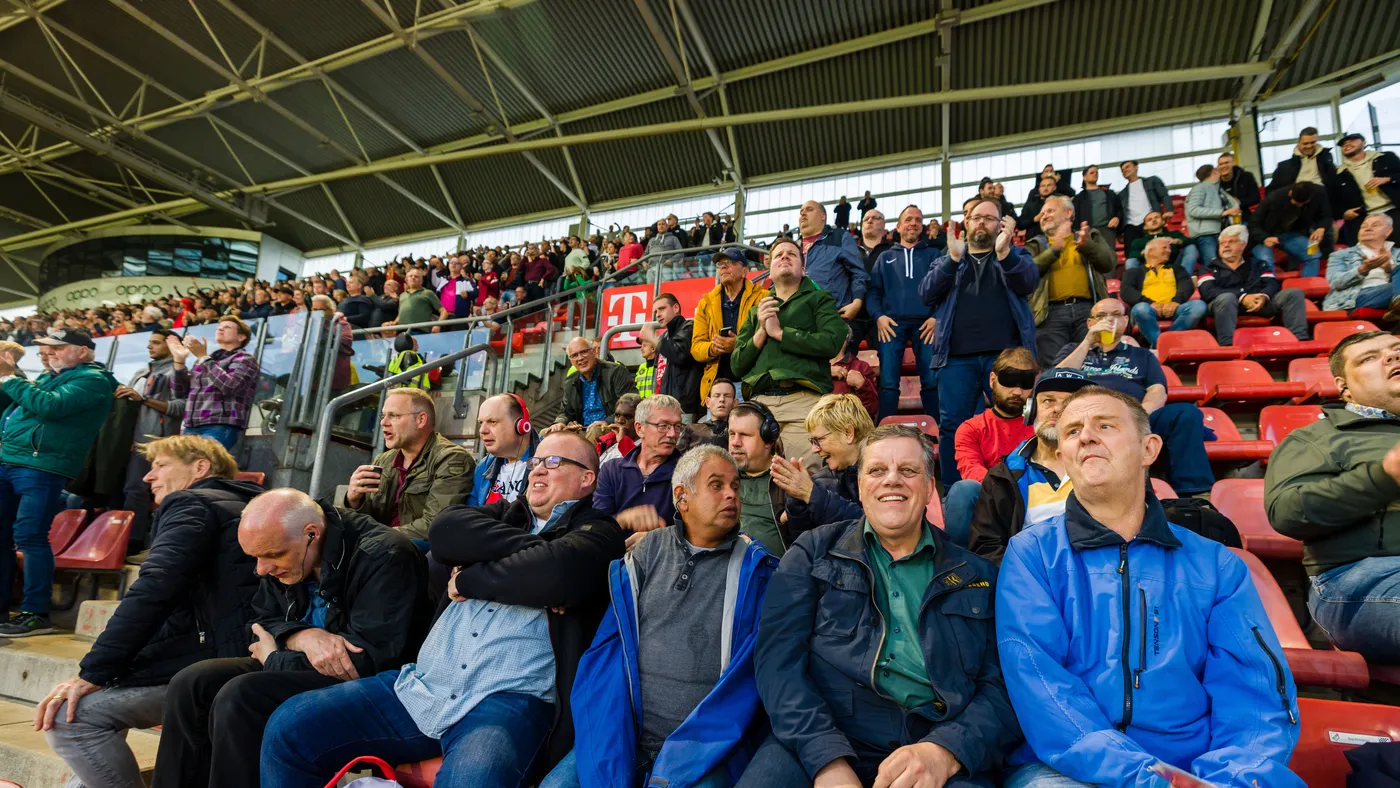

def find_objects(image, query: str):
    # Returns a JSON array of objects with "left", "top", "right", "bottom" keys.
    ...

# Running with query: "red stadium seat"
[
  {"left": 1304, "top": 298, "right": 1349, "bottom": 324},
  {"left": 1156, "top": 330, "right": 1245, "bottom": 369},
  {"left": 1231, "top": 327, "right": 1330, "bottom": 362},
  {"left": 860, "top": 348, "right": 916, "bottom": 376},
  {"left": 1292, "top": 698, "right": 1400, "bottom": 788},
  {"left": 235, "top": 471, "right": 265, "bottom": 486},
  {"left": 1258, "top": 405, "right": 1324, "bottom": 446},
  {"left": 1200, "top": 408, "right": 1273, "bottom": 464},
  {"left": 56, "top": 511, "right": 134, "bottom": 571},
  {"left": 1288, "top": 357, "right": 1340, "bottom": 399},
  {"left": 1196, "top": 360, "right": 1311, "bottom": 408},
  {"left": 879, "top": 414, "right": 939, "bottom": 441},
  {"left": 48, "top": 509, "right": 88, "bottom": 555},
  {"left": 1283, "top": 276, "right": 1331, "bottom": 300},
  {"left": 1160, "top": 366, "right": 1206, "bottom": 404},
  {"left": 898, "top": 377, "right": 922, "bottom": 413},
  {"left": 1313, "top": 319, "right": 1380, "bottom": 350},
  {"left": 1352, "top": 307, "right": 1388, "bottom": 322},
  {"left": 396, "top": 758, "right": 441, "bottom": 788},
  {"left": 927, "top": 484, "right": 945, "bottom": 531},
  {"left": 1149, "top": 478, "right": 1176, "bottom": 499},
  {"left": 1230, "top": 547, "right": 1369, "bottom": 690},
  {"left": 1210, "top": 479, "right": 1301, "bottom": 560}
]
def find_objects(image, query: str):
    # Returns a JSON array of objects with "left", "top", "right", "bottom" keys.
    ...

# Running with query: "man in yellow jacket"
[{"left": 691, "top": 247, "right": 768, "bottom": 402}]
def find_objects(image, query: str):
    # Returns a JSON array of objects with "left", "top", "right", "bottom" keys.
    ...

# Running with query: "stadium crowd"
[{"left": 0, "top": 128, "right": 1397, "bottom": 787}]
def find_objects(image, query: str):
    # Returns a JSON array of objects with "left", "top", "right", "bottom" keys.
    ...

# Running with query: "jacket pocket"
[
  {"left": 941, "top": 587, "right": 994, "bottom": 677},
  {"left": 1252, "top": 627, "right": 1298, "bottom": 724}
]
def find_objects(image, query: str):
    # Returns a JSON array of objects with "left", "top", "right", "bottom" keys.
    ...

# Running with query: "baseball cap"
[
  {"left": 1024, "top": 368, "right": 1091, "bottom": 425},
  {"left": 1339, "top": 132, "right": 1366, "bottom": 145},
  {"left": 717, "top": 247, "right": 746, "bottom": 264},
  {"left": 34, "top": 329, "right": 95, "bottom": 350}
]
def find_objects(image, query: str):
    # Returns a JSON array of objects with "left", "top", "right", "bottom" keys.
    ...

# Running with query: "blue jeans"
[
  {"left": 540, "top": 747, "right": 729, "bottom": 788},
  {"left": 1004, "top": 763, "right": 1093, "bottom": 788},
  {"left": 877, "top": 318, "right": 938, "bottom": 421},
  {"left": 1251, "top": 232, "right": 1320, "bottom": 277},
  {"left": 186, "top": 424, "right": 241, "bottom": 451},
  {"left": 936, "top": 354, "right": 996, "bottom": 487},
  {"left": 1309, "top": 557, "right": 1400, "bottom": 663},
  {"left": 1148, "top": 403, "right": 1214, "bottom": 495},
  {"left": 0, "top": 464, "right": 68, "bottom": 615},
  {"left": 1355, "top": 277, "right": 1400, "bottom": 309},
  {"left": 1129, "top": 300, "right": 1208, "bottom": 348},
  {"left": 942, "top": 480, "right": 980, "bottom": 549},
  {"left": 1192, "top": 235, "right": 1218, "bottom": 272},
  {"left": 260, "top": 670, "right": 554, "bottom": 788}
]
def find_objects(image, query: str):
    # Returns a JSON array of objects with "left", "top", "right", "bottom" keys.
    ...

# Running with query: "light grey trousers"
[{"left": 44, "top": 683, "right": 166, "bottom": 788}]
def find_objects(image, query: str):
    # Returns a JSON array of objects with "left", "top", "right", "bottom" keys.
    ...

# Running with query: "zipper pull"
[
  {"left": 1134, "top": 669, "right": 1141, "bottom": 689},
  {"left": 1118, "top": 557, "right": 1126, "bottom": 574},
  {"left": 1288, "top": 706, "right": 1298, "bottom": 724},
  {"left": 199, "top": 630, "right": 206, "bottom": 645}
]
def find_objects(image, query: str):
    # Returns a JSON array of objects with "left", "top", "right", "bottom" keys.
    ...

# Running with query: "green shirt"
[
  {"left": 739, "top": 472, "right": 783, "bottom": 556},
  {"left": 397, "top": 287, "right": 443, "bottom": 327},
  {"left": 863, "top": 520, "right": 938, "bottom": 709}
]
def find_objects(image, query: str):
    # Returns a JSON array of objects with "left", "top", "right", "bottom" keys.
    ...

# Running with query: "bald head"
[
  {"left": 567, "top": 336, "right": 597, "bottom": 377},
  {"left": 239, "top": 489, "right": 326, "bottom": 585}
]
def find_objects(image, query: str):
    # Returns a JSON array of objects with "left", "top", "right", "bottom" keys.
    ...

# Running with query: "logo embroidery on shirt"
[{"left": 965, "top": 580, "right": 990, "bottom": 588}]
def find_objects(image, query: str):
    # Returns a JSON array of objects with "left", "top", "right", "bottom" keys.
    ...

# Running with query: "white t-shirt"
[
  {"left": 1125, "top": 179, "right": 1152, "bottom": 225},
  {"left": 1361, "top": 243, "right": 1397, "bottom": 289},
  {"left": 488, "top": 459, "right": 530, "bottom": 503}
]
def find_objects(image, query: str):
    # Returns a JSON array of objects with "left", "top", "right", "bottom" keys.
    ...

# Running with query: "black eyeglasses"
[{"left": 527, "top": 455, "right": 590, "bottom": 472}]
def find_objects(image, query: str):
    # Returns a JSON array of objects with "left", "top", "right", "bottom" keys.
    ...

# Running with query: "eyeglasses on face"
[
  {"left": 645, "top": 420, "right": 683, "bottom": 435},
  {"left": 567, "top": 349, "right": 594, "bottom": 361},
  {"left": 527, "top": 455, "right": 589, "bottom": 472}
]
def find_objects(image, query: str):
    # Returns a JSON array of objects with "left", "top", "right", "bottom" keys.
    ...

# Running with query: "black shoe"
[{"left": 0, "top": 612, "right": 55, "bottom": 637}]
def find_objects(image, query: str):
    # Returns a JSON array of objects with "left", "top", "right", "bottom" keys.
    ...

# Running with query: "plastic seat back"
[
  {"left": 55, "top": 510, "right": 134, "bottom": 570},
  {"left": 1292, "top": 698, "right": 1400, "bottom": 788},
  {"left": 1149, "top": 478, "right": 1177, "bottom": 500},
  {"left": 878, "top": 415, "right": 939, "bottom": 441},
  {"left": 1210, "top": 479, "right": 1301, "bottom": 560},
  {"left": 1228, "top": 547, "right": 1309, "bottom": 649},
  {"left": 235, "top": 471, "right": 265, "bottom": 486},
  {"left": 1200, "top": 407, "right": 1243, "bottom": 441},
  {"left": 1157, "top": 329, "right": 1221, "bottom": 354},
  {"left": 1197, "top": 360, "right": 1274, "bottom": 390},
  {"left": 396, "top": 758, "right": 442, "bottom": 788},
  {"left": 1233, "top": 327, "right": 1299, "bottom": 350},
  {"left": 49, "top": 509, "right": 88, "bottom": 554},
  {"left": 1313, "top": 319, "right": 1380, "bottom": 349},
  {"left": 926, "top": 484, "right": 944, "bottom": 531},
  {"left": 1288, "top": 357, "right": 1339, "bottom": 399},
  {"left": 1282, "top": 276, "right": 1331, "bottom": 300},
  {"left": 1259, "top": 405, "right": 1324, "bottom": 446}
]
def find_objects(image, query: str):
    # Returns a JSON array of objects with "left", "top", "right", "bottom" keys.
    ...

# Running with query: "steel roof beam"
[
  {"left": 672, "top": 0, "right": 741, "bottom": 184},
  {"left": 1238, "top": 0, "right": 1325, "bottom": 109},
  {"left": 0, "top": 0, "right": 63, "bottom": 34},
  {"left": 0, "top": 252, "right": 38, "bottom": 292}
]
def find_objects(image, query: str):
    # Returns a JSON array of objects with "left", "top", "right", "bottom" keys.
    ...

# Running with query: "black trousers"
[
  {"left": 1036, "top": 300, "right": 1093, "bottom": 365},
  {"left": 152, "top": 657, "right": 340, "bottom": 788}
]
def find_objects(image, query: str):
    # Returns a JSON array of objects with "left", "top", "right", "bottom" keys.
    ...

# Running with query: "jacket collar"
[
  {"left": 830, "top": 518, "right": 983, "bottom": 591},
  {"left": 620, "top": 444, "right": 678, "bottom": 481},
  {"left": 1063, "top": 492, "right": 1181, "bottom": 552},
  {"left": 314, "top": 502, "right": 361, "bottom": 594},
  {"left": 507, "top": 493, "right": 597, "bottom": 533},
  {"left": 1324, "top": 403, "right": 1400, "bottom": 429}
]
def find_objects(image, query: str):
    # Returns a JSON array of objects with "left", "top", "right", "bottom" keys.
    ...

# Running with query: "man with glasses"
[
  {"left": 548, "top": 336, "right": 637, "bottom": 435},
  {"left": 593, "top": 395, "right": 685, "bottom": 541},
  {"left": 1053, "top": 299, "right": 1214, "bottom": 497},
  {"left": 920, "top": 198, "right": 1038, "bottom": 487},
  {"left": 260, "top": 432, "right": 626, "bottom": 787},
  {"left": 692, "top": 248, "right": 767, "bottom": 408}
]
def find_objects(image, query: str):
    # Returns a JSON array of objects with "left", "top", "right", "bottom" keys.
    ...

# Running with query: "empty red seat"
[
  {"left": 1288, "top": 357, "right": 1339, "bottom": 399},
  {"left": 860, "top": 348, "right": 916, "bottom": 376},
  {"left": 1283, "top": 276, "right": 1331, "bottom": 300},
  {"left": 1200, "top": 408, "right": 1274, "bottom": 464},
  {"left": 235, "top": 471, "right": 265, "bottom": 486},
  {"left": 1292, "top": 698, "right": 1400, "bottom": 788},
  {"left": 1232, "top": 327, "right": 1330, "bottom": 362},
  {"left": 1313, "top": 319, "right": 1381, "bottom": 350},
  {"left": 898, "top": 376, "right": 923, "bottom": 413},
  {"left": 49, "top": 509, "right": 88, "bottom": 555},
  {"left": 56, "top": 510, "right": 135, "bottom": 571},
  {"left": 1230, "top": 547, "right": 1369, "bottom": 690},
  {"left": 1259, "top": 405, "right": 1324, "bottom": 446},
  {"left": 1150, "top": 478, "right": 1177, "bottom": 499},
  {"left": 1156, "top": 330, "right": 1245, "bottom": 369},
  {"left": 1304, "top": 298, "right": 1350, "bottom": 324},
  {"left": 1352, "top": 306, "right": 1388, "bottom": 322},
  {"left": 1197, "top": 360, "right": 1311, "bottom": 407},
  {"left": 1211, "top": 478, "right": 1301, "bottom": 560},
  {"left": 1160, "top": 365, "right": 1206, "bottom": 404},
  {"left": 879, "top": 414, "right": 939, "bottom": 441}
]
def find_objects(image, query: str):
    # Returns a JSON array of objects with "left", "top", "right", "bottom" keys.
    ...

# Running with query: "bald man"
[
  {"left": 548, "top": 336, "right": 638, "bottom": 433},
  {"left": 152, "top": 489, "right": 432, "bottom": 788}
]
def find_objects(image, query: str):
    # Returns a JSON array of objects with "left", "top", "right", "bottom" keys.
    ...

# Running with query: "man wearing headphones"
[
  {"left": 728, "top": 401, "right": 791, "bottom": 556},
  {"left": 471, "top": 393, "right": 538, "bottom": 505}
]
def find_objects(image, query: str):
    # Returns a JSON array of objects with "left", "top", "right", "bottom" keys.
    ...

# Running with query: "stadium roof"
[{"left": 0, "top": 0, "right": 1395, "bottom": 295}]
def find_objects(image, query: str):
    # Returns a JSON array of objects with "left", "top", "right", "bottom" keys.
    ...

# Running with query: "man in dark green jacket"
[
  {"left": 1265, "top": 330, "right": 1400, "bottom": 663},
  {"left": 732, "top": 237, "right": 847, "bottom": 464},
  {"left": 550, "top": 336, "right": 638, "bottom": 431},
  {"left": 0, "top": 329, "right": 118, "bottom": 637}
]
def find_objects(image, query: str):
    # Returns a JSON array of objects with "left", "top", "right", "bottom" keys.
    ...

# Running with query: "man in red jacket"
[{"left": 944, "top": 347, "right": 1037, "bottom": 546}]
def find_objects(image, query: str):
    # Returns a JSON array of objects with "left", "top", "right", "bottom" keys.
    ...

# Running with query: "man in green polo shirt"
[{"left": 395, "top": 268, "right": 447, "bottom": 334}]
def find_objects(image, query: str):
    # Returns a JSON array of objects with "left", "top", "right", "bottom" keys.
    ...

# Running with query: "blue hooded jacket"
[
  {"left": 570, "top": 528, "right": 777, "bottom": 788},
  {"left": 802, "top": 226, "right": 869, "bottom": 309},
  {"left": 868, "top": 241, "right": 939, "bottom": 322},
  {"left": 918, "top": 246, "right": 1039, "bottom": 369},
  {"left": 997, "top": 493, "right": 1303, "bottom": 788}
]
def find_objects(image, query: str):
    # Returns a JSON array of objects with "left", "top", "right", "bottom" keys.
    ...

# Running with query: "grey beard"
[
  {"left": 968, "top": 229, "right": 995, "bottom": 250},
  {"left": 1036, "top": 425, "right": 1059, "bottom": 446}
]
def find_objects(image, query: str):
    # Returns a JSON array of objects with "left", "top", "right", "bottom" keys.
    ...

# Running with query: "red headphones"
[{"left": 508, "top": 393, "right": 532, "bottom": 435}]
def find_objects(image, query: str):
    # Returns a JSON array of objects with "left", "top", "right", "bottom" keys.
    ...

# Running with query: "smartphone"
[{"left": 720, "top": 326, "right": 735, "bottom": 337}]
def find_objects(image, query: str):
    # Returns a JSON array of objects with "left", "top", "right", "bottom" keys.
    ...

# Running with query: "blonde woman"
[{"left": 770, "top": 393, "right": 880, "bottom": 536}]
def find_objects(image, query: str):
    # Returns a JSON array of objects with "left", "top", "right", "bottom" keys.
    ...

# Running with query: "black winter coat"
[
  {"left": 1071, "top": 186, "right": 1124, "bottom": 230},
  {"left": 657, "top": 314, "right": 702, "bottom": 414},
  {"left": 1268, "top": 148, "right": 1339, "bottom": 193},
  {"left": 429, "top": 495, "right": 626, "bottom": 775},
  {"left": 1249, "top": 182, "right": 1333, "bottom": 243},
  {"left": 79, "top": 477, "right": 264, "bottom": 686},
  {"left": 254, "top": 503, "right": 433, "bottom": 677},
  {"left": 1220, "top": 168, "right": 1261, "bottom": 218}
]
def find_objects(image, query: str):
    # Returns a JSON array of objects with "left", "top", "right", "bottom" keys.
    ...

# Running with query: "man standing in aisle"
[
  {"left": 0, "top": 331, "right": 117, "bottom": 637},
  {"left": 731, "top": 238, "right": 847, "bottom": 463},
  {"left": 1335, "top": 133, "right": 1400, "bottom": 245},
  {"left": 1026, "top": 195, "right": 1116, "bottom": 364},
  {"left": 1118, "top": 160, "right": 1173, "bottom": 254},
  {"left": 797, "top": 200, "right": 869, "bottom": 332},
  {"left": 1071, "top": 165, "right": 1123, "bottom": 251},
  {"left": 868, "top": 205, "right": 940, "bottom": 421},
  {"left": 920, "top": 198, "right": 1039, "bottom": 487}
]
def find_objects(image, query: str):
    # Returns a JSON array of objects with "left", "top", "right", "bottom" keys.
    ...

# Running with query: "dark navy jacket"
[
  {"left": 918, "top": 246, "right": 1039, "bottom": 369},
  {"left": 755, "top": 519, "right": 1022, "bottom": 781},
  {"left": 803, "top": 225, "right": 869, "bottom": 309},
  {"left": 869, "top": 242, "right": 939, "bottom": 322}
]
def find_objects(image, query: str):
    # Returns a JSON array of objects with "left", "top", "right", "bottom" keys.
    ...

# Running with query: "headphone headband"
[{"left": 508, "top": 392, "right": 532, "bottom": 436}]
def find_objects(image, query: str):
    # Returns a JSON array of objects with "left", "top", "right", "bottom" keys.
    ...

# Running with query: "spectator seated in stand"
[
  {"left": 945, "top": 347, "right": 1038, "bottom": 548},
  {"left": 1053, "top": 299, "right": 1215, "bottom": 497},
  {"left": 592, "top": 394, "right": 684, "bottom": 548},
  {"left": 699, "top": 377, "right": 737, "bottom": 448},
  {"left": 1266, "top": 331, "right": 1400, "bottom": 663},
  {"left": 343, "top": 387, "right": 474, "bottom": 551},
  {"left": 155, "top": 489, "right": 432, "bottom": 788},
  {"left": 259, "top": 433, "right": 625, "bottom": 787},
  {"left": 1120, "top": 236, "right": 1208, "bottom": 348},
  {"left": 1199, "top": 224, "right": 1310, "bottom": 346},
  {"left": 771, "top": 393, "right": 874, "bottom": 537},
  {"left": 1323, "top": 213, "right": 1400, "bottom": 316},
  {"left": 470, "top": 393, "right": 538, "bottom": 506},
  {"left": 549, "top": 337, "right": 638, "bottom": 435},
  {"left": 969, "top": 369, "right": 1091, "bottom": 563},
  {"left": 828, "top": 327, "right": 878, "bottom": 421},
  {"left": 739, "top": 425, "right": 1019, "bottom": 787},
  {"left": 542, "top": 445, "right": 776, "bottom": 788},
  {"left": 1250, "top": 181, "right": 1332, "bottom": 279},
  {"left": 168, "top": 315, "right": 259, "bottom": 452},
  {"left": 1125, "top": 210, "right": 1198, "bottom": 273},
  {"left": 996, "top": 387, "right": 1303, "bottom": 788},
  {"left": 35, "top": 436, "right": 262, "bottom": 788},
  {"left": 727, "top": 401, "right": 793, "bottom": 557},
  {"left": 598, "top": 393, "right": 641, "bottom": 466}
]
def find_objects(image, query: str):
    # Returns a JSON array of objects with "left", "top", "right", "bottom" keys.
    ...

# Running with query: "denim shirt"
[{"left": 392, "top": 500, "right": 576, "bottom": 738}]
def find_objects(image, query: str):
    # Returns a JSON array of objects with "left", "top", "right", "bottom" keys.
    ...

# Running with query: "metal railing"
[
  {"left": 599, "top": 322, "right": 646, "bottom": 362},
  {"left": 307, "top": 342, "right": 497, "bottom": 499}
]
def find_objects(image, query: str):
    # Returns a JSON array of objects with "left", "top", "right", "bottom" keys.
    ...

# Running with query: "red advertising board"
[{"left": 601, "top": 272, "right": 767, "bottom": 349}]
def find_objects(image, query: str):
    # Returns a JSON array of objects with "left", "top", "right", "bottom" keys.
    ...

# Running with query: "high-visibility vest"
[{"left": 386, "top": 349, "right": 431, "bottom": 390}]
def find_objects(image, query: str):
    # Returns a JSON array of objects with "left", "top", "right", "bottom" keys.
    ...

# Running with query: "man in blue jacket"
[
  {"left": 996, "top": 386, "right": 1302, "bottom": 788},
  {"left": 920, "top": 198, "right": 1039, "bottom": 486},
  {"left": 740, "top": 424, "right": 1021, "bottom": 787},
  {"left": 797, "top": 200, "right": 869, "bottom": 328},
  {"left": 543, "top": 444, "right": 777, "bottom": 788},
  {"left": 869, "top": 205, "right": 940, "bottom": 421}
]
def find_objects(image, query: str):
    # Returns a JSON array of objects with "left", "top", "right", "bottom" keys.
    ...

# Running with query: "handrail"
[
  {"left": 308, "top": 341, "right": 498, "bottom": 499},
  {"left": 599, "top": 322, "right": 646, "bottom": 362}
]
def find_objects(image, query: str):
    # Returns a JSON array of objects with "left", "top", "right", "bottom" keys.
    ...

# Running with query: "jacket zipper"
[
  {"left": 854, "top": 558, "right": 892, "bottom": 701},
  {"left": 1134, "top": 588, "right": 1147, "bottom": 690},
  {"left": 1252, "top": 627, "right": 1298, "bottom": 724},
  {"left": 612, "top": 592, "right": 640, "bottom": 733},
  {"left": 1118, "top": 545, "right": 1134, "bottom": 731}
]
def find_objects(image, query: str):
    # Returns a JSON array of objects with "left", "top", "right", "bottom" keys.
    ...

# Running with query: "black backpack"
[{"left": 1160, "top": 497, "right": 1243, "bottom": 549}]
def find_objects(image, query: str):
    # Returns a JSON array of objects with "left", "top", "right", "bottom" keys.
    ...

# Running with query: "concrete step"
[
  {"left": 0, "top": 696, "right": 159, "bottom": 788},
  {"left": 0, "top": 635, "right": 90, "bottom": 705}
]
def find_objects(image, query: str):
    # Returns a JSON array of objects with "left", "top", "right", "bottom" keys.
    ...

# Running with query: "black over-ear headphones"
[{"left": 733, "top": 401, "right": 780, "bottom": 445}]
